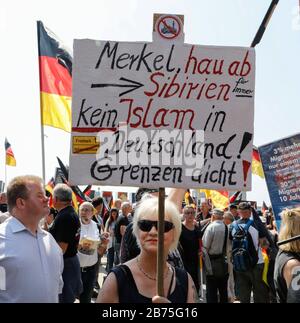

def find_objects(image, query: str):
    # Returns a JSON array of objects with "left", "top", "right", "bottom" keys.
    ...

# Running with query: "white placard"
[{"left": 70, "top": 39, "right": 255, "bottom": 190}]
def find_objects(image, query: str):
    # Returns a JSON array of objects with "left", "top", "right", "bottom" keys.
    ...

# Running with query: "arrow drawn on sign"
[{"left": 91, "top": 77, "right": 144, "bottom": 97}]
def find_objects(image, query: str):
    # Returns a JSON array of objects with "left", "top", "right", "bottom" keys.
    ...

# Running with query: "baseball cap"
[
  {"left": 238, "top": 202, "right": 251, "bottom": 210},
  {"left": 212, "top": 208, "right": 224, "bottom": 217}
]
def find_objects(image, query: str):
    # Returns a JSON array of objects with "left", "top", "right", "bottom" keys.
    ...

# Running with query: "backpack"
[{"left": 231, "top": 219, "right": 258, "bottom": 272}]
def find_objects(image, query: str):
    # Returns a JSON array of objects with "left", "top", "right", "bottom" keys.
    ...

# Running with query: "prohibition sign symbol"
[{"left": 157, "top": 15, "right": 181, "bottom": 40}]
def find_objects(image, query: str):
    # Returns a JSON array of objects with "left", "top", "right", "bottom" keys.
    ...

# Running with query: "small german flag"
[
  {"left": 252, "top": 147, "right": 265, "bottom": 178},
  {"left": 45, "top": 177, "right": 55, "bottom": 207},
  {"left": 45, "top": 177, "right": 55, "bottom": 195},
  {"left": 184, "top": 189, "right": 196, "bottom": 207},
  {"left": 37, "top": 21, "right": 72, "bottom": 132},
  {"left": 229, "top": 191, "right": 242, "bottom": 204},
  {"left": 5, "top": 138, "right": 16, "bottom": 166},
  {"left": 200, "top": 189, "right": 229, "bottom": 210}
]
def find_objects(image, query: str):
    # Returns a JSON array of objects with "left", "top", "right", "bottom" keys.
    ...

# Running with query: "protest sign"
[
  {"left": 259, "top": 133, "right": 300, "bottom": 227},
  {"left": 69, "top": 27, "right": 255, "bottom": 189}
]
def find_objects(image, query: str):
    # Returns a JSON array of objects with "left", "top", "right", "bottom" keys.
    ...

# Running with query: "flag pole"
[
  {"left": 40, "top": 119, "right": 46, "bottom": 185},
  {"left": 251, "top": 0, "right": 280, "bottom": 48},
  {"left": 37, "top": 21, "right": 46, "bottom": 184},
  {"left": 4, "top": 164, "right": 7, "bottom": 191}
]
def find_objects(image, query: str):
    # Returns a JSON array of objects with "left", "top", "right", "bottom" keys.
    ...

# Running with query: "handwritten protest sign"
[
  {"left": 69, "top": 39, "right": 255, "bottom": 190},
  {"left": 259, "top": 133, "right": 300, "bottom": 228}
]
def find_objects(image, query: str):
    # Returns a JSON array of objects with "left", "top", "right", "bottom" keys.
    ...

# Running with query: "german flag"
[
  {"left": 37, "top": 21, "right": 72, "bottom": 132},
  {"left": 184, "top": 189, "right": 196, "bottom": 207},
  {"left": 45, "top": 177, "right": 55, "bottom": 207},
  {"left": 200, "top": 190, "right": 229, "bottom": 210},
  {"left": 45, "top": 177, "right": 55, "bottom": 194},
  {"left": 5, "top": 138, "right": 16, "bottom": 166},
  {"left": 262, "top": 201, "right": 268, "bottom": 213},
  {"left": 229, "top": 191, "right": 242, "bottom": 204},
  {"left": 252, "top": 147, "right": 265, "bottom": 178}
]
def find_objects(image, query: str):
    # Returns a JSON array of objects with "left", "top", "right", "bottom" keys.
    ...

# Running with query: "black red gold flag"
[{"left": 37, "top": 21, "right": 72, "bottom": 132}]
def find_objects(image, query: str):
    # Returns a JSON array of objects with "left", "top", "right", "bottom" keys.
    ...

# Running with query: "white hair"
[
  {"left": 79, "top": 201, "right": 94, "bottom": 212},
  {"left": 132, "top": 197, "right": 181, "bottom": 252}
]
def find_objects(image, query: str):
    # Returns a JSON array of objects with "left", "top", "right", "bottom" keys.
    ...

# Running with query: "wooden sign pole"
[
  {"left": 157, "top": 187, "right": 165, "bottom": 297},
  {"left": 153, "top": 13, "right": 184, "bottom": 298}
]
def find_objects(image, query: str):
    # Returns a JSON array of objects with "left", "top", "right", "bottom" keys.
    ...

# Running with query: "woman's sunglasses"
[{"left": 137, "top": 220, "right": 174, "bottom": 233}]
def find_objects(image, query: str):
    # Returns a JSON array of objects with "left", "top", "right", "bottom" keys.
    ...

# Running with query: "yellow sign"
[{"left": 72, "top": 136, "right": 100, "bottom": 154}]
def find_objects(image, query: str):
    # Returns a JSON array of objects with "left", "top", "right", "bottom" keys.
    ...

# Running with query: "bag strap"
[
  {"left": 232, "top": 220, "right": 240, "bottom": 231},
  {"left": 232, "top": 219, "right": 253, "bottom": 234},
  {"left": 244, "top": 219, "right": 253, "bottom": 232},
  {"left": 222, "top": 224, "right": 228, "bottom": 255}
]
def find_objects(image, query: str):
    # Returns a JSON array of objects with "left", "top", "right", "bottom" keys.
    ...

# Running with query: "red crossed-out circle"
[{"left": 156, "top": 15, "right": 181, "bottom": 40}]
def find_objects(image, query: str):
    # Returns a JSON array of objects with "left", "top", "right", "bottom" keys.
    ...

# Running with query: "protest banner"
[
  {"left": 69, "top": 16, "right": 255, "bottom": 191},
  {"left": 259, "top": 133, "right": 300, "bottom": 228}
]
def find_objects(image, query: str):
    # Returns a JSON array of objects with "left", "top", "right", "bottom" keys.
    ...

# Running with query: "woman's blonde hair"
[
  {"left": 132, "top": 197, "right": 181, "bottom": 252},
  {"left": 278, "top": 208, "right": 300, "bottom": 252}
]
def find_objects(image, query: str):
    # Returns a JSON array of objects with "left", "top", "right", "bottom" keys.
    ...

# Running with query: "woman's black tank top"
[
  {"left": 274, "top": 249, "right": 300, "bottom": 303},
  {"left": 111, "top": 264, "right": 188, "bottom": 303}
]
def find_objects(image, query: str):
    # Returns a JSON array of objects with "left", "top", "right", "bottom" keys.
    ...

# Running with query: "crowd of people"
[{"left": 0, "top": 176, "right": 300, "bottom": 303}]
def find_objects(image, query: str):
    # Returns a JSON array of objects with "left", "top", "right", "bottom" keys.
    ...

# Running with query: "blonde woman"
[
  {"left": 97, "top": 197, "right": 196, "bottom": 303},
  {"left": 274, "top": 208, "right": 300, "bottom": 303}
]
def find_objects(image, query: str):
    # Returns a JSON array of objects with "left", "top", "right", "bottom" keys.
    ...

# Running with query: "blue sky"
[{"left": 0, "top": 0, "right": 299, "bottom": 205}]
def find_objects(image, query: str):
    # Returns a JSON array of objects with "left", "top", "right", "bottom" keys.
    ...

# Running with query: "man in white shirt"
[{"left": 0, "top": 175, "right": 64, "bottom": 303}]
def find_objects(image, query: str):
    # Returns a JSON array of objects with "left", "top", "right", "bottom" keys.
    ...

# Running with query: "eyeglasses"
[
  {"left": 80, "top": 208, "right": 92, "bottom": 212},
  {"left": 184, "top": 211, "right": 195, "bottom": 215},
  {"left": 137, "top": 220, "right": 174, "bottom": 233}
]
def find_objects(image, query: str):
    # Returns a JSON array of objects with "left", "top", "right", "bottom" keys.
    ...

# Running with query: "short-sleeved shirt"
[
  {"left": 0, "top": 216, "right": 64, "bottom": 303},
  {"left": 196, "top": 211, "right": 211, "bottom": 222},
  {"left": 229, "top": 216, "right": 265, "bottom": 264},
  {"left": 49, "top": 205, "right": 81, "bottom": 259},
  {"left": 77, "top": 220, "right": 99, "bottom": 267},
  {"left": 114, "top": 215, "right": 129, "bottom": 244},
  {"left": 202, "top": 220, "right": 227, "bottom": 256}
]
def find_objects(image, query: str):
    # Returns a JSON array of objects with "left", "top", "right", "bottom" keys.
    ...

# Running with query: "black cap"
[
  {"left": 238, "top": 202, "right": 251, "bottom": 210},
  {"left": 229, "top": 203, "right": 238, "bottom": 209}
]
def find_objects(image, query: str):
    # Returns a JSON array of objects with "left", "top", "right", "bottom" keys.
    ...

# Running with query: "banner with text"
[
  {"left": 70, "top": 40, "right": 255, "bottom": 189},
  {"left": 259, "top": 133, "right": 300, "bottom": 227}
]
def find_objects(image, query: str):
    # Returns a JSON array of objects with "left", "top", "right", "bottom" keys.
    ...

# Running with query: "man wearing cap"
[
  {"left": 229, "top": 202, "right": 269, "bottom": 303},
  {"left": 202, "top": 208, "right": 229, "bottom": 303}
]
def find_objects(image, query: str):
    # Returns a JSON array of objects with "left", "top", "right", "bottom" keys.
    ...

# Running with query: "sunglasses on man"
[{"left": 137, "top": 220, "right": 174, "bottom": 233}]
